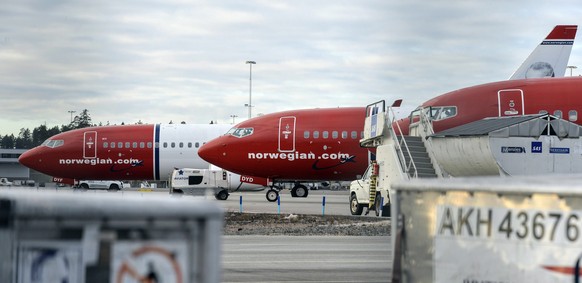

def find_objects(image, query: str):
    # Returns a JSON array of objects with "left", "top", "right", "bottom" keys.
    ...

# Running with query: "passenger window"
[
  {"left": 111, "top": 142, "right": 116, "bottom": 149},
  {"left": 569, "top": 110, "right": 578, "bottom": 122},
  {"left": 163, "top": 142, "right": 168, "bottom": 148},
  {"left": 332, "top": 131, "right": 338, "bottom": 139},
  {"left": 361, "top": 131, "right": 364, "bottom": 139},
  {"left": 103, "top": 142, "right": 108, "bottom": 148},
  {"left": 554, "top": 110, "right": 563, "bottom": 119},
  {"left": 179, "top": 142, "right": 184, "bottom": 148},
  {"left": 171, "top": 142, "right": 176, "bottom": 148},
  {"left": 342, "top": 131, "right": 348, "bottom": 139},
  {"left": 313, "top": 131, "right": 319, "bottom": 139},
  {"left": 125, "top": 142, "right": 130, "bottom": 148},
  {"left": 118, "top": 142, "right": 123, "bottom": 148},
  {"left": 140, "top": 142, "right": 145, "bottom": 148},
  {"left": 304, "top": 131, "right": 310, "bottom": 139},
  {"left": 188, "top": 142, "right": 192, "bottom": 148},
  {"left": 195, "top": 142, "right": 200, "bottom": 148},
  {"left": 323, "top": 131, "right": 329, "bottom": 139},
  {"left": 133, "top": 142, "right": 137, "bottom": 148},
  {"left": 351, "top": 131, "right": 357, "bottom": 139}
]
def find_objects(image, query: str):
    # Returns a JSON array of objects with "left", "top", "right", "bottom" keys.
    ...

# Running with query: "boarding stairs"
[
  {"left": 392, "top": 105, "right": 443, "bottom": 179},
  {"left": 397, "top": 136, "right": 437, "bottom": 178},
  {"left": 362, "top": 101, "right": 443, "bottom": 180}
]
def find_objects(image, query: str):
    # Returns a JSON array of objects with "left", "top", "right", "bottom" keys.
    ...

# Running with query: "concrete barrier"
[{"left": 0, "top": 190, "right": 223, "bottom": 283}]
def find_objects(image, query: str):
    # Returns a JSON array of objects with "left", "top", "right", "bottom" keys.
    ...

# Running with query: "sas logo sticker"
[{"left": 531, "top": 141, "right": 542, "bottom": 153}]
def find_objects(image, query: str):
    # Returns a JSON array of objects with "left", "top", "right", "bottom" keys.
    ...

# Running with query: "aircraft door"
[
  {"left": 83, "top": 131, "right": 97, "bottom": 159},
  {"left": 498, "top": 89, "right": 524, "bottom": 116},
  {"left": 278, "top": 116, "right": 296, "bottom": 152}
]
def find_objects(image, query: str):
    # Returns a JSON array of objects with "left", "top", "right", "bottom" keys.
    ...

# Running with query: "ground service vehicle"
[
  {"left": 0, "top": 178, "right": 13, "bottom": 186},
  {"left": 171, "top": 168, "right": 231, "bottom": 200}
]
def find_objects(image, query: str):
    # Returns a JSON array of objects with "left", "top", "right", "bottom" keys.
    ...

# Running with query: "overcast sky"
[{"left": 1, "top": 0, "right": 582, "bottom": 136}]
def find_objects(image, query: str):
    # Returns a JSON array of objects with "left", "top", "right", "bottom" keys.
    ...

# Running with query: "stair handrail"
[{"left": 388, "top": 106, "right": 418, "bottom": 178}]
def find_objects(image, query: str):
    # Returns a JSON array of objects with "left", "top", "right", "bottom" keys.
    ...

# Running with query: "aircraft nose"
[
  {"left": 199, "top": 138, "right": 228, "bottom": 166},
  {"left": 18, "top": 147, "right": 43, "bottom": 170}
]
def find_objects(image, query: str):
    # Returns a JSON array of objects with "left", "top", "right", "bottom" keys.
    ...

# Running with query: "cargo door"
[
  {"left": 498, "top": 89, "right": 524, "bottom": 116},
  {"left": 83, "top": 131, "right": 97, "bottom": 159},
  {"left": 278, "top": 116, "right": 296, "bottom": 152}
]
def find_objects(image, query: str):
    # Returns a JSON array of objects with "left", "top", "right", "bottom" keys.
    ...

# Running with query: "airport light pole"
[
  {"left": 230, "top": 115, "right": 238, "bottom": 124},
  {"left": 245, "top": 61, "right": 256, "bottom": 119},
  {"left": 568, "top": 65, "right": 578, "bottom": 76},
  {"left": 68, "top": 110, "right": 76, "bottom": 123}
]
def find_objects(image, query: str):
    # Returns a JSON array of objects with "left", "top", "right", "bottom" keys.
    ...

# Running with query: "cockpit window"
[
  {"left": 227, "top": 127, "right": 254, "bottom": 138},
  {"left": 430, "top": 106, "right": 457, "bottom": 121},
  {"left": 41, "top": 139, "right": 64, "bottom": 148}
]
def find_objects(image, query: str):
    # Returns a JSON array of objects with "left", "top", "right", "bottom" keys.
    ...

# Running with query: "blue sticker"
[
  {"left": 550, "top": 147, "right": 570, "bottom": 154},
  {"left": 501, "top": 147, "right": 526, "bottom": 153},
  {"left": 531, "top": 141, "right": 542, "bottom": 153}
]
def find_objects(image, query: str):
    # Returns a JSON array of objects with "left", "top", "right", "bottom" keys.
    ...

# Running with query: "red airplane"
[
  {"left": 19, "top": 123, "right": 231, "bottom": 181},
  {"left": 199, "top": 107, "right": 371, "bottom": 200},
  {"left": 17, "top": 123, "right": 266, "bottom": 199}
]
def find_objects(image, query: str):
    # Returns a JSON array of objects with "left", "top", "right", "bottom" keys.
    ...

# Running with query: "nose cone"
[
  {"left": 18, "top": 147, "right": 50, "bottom": 174},
  {"left": 199, "top": 137, "right": 227, "bottom": 167}
]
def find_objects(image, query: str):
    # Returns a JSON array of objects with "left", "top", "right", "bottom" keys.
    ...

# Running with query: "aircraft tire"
[
  {"left": 79, "top": 183, "right": 89, "bottom": 190},
  {"left": 215, "top": 190, "right": 229, "bottom": 201},
  {"left": 290, "top": 187, "right": 297, "bottom": 197},
  {"left": 294, "top": 185, "right": 308, "bottom": 198},
  {"left": 350, "top": 194, "right": 364, "bottom": 215},
  {"left": 266, "top": 189, "right": 279, "bottom": 202},
  {"left": 108, "top": 184, "right": 120, "bottom": 191}
]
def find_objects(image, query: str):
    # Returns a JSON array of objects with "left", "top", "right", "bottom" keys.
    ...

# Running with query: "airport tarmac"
[
  {"left": 222, "top": 235, "right": 392, "bottom": 282},
  {"left": 209, "top": 189, "right": 357, "bottom": 216}
]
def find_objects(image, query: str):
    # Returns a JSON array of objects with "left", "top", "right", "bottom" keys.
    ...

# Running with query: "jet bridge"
[{"left": 428, "top": 114, "right": 582, "bottom": 176}]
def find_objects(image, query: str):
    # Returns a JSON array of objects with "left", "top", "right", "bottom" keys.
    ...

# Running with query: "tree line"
[
  {"left": 1, "top": 109, "right": 95, "bottom": 149},
  {"left": 0, "top": 109, "right": 198, "bottom": 149}
]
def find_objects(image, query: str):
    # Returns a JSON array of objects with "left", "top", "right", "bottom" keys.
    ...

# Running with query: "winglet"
[{"left": 509, "top": 25, "right": 577, "bottom": 80}]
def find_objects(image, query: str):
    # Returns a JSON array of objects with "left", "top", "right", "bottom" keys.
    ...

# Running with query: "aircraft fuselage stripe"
[{"left": 154, "top": 124, "right": 160, "bottom": 180}]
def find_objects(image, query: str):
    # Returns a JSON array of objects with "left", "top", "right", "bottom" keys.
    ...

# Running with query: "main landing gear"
[{"left": 265, "top": 183, "right": 310, "bottom": 202}]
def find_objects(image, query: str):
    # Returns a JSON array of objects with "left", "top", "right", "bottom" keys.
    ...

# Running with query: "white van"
[
  {"left": 171, "top": 168, "right": 230, "bottom": 200},
  {"left": 77, "top": 180, "right": 123, "bottom": 191}
]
